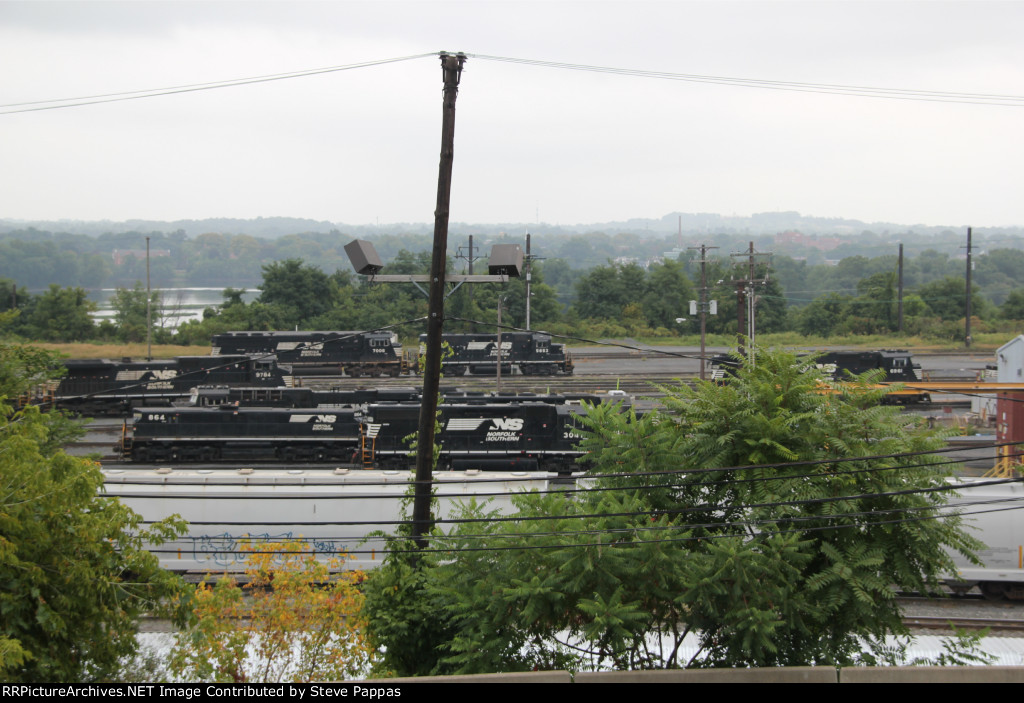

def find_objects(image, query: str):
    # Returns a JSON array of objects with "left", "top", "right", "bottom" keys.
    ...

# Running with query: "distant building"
[
  {"left": 112, "top": 249, "right": 170, "bottom": 266},
  {"left": 774, "top": 230, "right": 842, "bottom": 252}
]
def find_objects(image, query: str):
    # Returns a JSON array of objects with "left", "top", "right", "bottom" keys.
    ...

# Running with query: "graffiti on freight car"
[{"left": 193, "top": 532, "right": 348, "bottom": 567}]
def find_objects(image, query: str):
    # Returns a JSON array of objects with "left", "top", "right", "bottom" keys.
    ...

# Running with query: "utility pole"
[
  {"left": 496, "top": 297, "right": 504, "bottom": 391},
  {"left": 412, "top": 51, "right": 465, "bottom": 547},
  {"left": 730, "top": 242, "right": 771, "bottom": 363},
  {"left": 965, "top": 226, "right": 973, "bottom": 348},
  {"left": 146, "top": 236, "right": 152, "bottom": 361},
  {"left": 455, "top": 234, "right": 481, "bottom": 332},
  {"left": 897, "top": 243, "right": 904, "bottom": 333},
  {"left": 524, "top": 233, "right": 531, "bottom": 331},
  {"left": 688, "top": 243, "right": 718, "bottom": 380}
]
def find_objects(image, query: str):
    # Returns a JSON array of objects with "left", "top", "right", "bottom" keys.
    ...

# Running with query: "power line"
[
  {"left": 467, "top": 54, "right": 1024, "bottom": 107},
  {"left": 9, "top": 50, "right": 1023, "bottom": 118},
  {"left": 0, "top": 54, "right": 436, "bottom": 115},
  {"left": 112, "top": 442, "right": 1023, "bottom": 502},
  {"left": 139, "top": 499, "right": 1024, "bottom": 559}
]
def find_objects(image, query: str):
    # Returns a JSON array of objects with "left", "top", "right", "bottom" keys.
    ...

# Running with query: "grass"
[
  {"left": 24, "top": 329, "right": 1021, "bottom": 360},
  {"left": 28, "top": 342, "right": 212, "bottom": 359},
  {"left": 606, "top": 332, "right": 1008, "bottom": 353}
]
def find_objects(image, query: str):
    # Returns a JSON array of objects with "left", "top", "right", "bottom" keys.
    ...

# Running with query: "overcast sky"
[{"left": 2, "top": 1, "right": 1022, "bottom": 229}]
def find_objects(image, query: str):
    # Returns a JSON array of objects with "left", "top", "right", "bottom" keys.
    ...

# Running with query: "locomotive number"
[
  {"left": 563, "top": 431, "right": 583, "bottom": 439},
  {"left": 146, "top": 414, "right": 168, "bottom": 422}
]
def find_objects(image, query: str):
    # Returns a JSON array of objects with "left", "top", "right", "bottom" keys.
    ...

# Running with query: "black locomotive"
[
  {"left": 709, "top": 349, "right": 927, "bottom": 403},
  {"left": 49, "top": 355, "right": 286, "bottom": 416},
  {"left": 210, "top": 330, "right": 572, "bottom": 377},
  {"left": 188, "top": 385, "right": 422, "bottom": 408},
  {"left": 119, "top": 399, "right": 590, "bottom": 473},
  {"left": 422, "top": 332, "right": 574, "bottom": 376},
  {"left": 211, "top": 330, "right": 406, "bottom": 377},
  {"left": 188, "top": 384, "right": 600, "bottom": 409},
  {"left": 122, "top": 406, "right": 364, "bottom": 463},
  {"left": 710, "top": 350, "right": 922, "bottom": 382},
  {"left": 360, "top": 401, "right": 586, "bottom": 472}
]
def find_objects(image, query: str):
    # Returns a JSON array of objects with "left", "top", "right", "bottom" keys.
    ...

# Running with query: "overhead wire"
[
  {"left": 6, "top": 49, "right": 1022, "bottom": 118},
  {"left": 108, "top": 440, "right": 1024, "bottom": 498},
  {"left": 466, "top": 54, "right": 1024, "bottom": 107},
  {"left": 139, "top": 497, "right": 1024, "bottom": 558},
  {"left": 0, "top": 54, "right": 436, "bottom": 115}
]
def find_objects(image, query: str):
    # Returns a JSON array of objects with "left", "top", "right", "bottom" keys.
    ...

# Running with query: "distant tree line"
[{"left": 3, "top": 226, "right": 1024, "bottom": 345}]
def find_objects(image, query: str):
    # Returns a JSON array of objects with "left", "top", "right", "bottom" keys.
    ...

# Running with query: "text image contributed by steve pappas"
[{"left": 2, "top": 684, "right": 405, "bottom": 699}]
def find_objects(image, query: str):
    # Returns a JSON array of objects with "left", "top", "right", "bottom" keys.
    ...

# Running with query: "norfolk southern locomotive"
[
  {"left": 49, "top": 355, "right": 286, "bottom": 416},
  {"left": 711, "top": 350, "right": 922, "bottom": 382},
  {"left": 211, "top": 330, "right": 406, "bottom": 377},
  {"left": 211, "top": 330, "right": 573, "bottom": 377},
  {"left": 188, "top": 384, "right": 599, "bottom": 409},
  {"left": 118, "top": 399, "right": 589, "bottom": 473},
  {"left": 422, "top": 332, "right": 574, "bottom": 376},
  {"left": 710, "top": 349, "right": 926, "bottom": 403}
]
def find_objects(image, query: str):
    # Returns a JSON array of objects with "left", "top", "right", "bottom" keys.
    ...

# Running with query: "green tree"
[
  {"left": 109, "top": 282, "right": 165, "bottom": 343},
  {"left": 258, "top": 259, "right": 338, "bottom": 323},
  {"left": 572, "top": 262, "right": 647, "bottom": 322},
  {"left": 395, "top": 348, "right": 980, "bottom": 672},
  {"left": 26, "top": 285, "right": 96, "bottom": 342},
  {"left": 1001, "top": 289, "right": 1024, "bottom": 320},
  {"left": 170, "top": 541, "right": 375, "bottom": 683},
  {"left": 0, "top": 344, "right": 188, "bottom": 682},
  {"left": 793, "top": 292, "right": 851, "bottom": 337},
  {"left": 641, "top": 260, "right": 695, "bottom": 330},
  {"left": 918, "top": 276, "right": 990, "bottom": 321}
]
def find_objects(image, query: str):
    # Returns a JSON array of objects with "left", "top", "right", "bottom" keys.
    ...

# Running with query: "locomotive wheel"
[
  {"left": 348, "top": 367, "right": 363, "bottom": 378},
  {"left": 278, "top": 447, "right": 297, "bottom": 462},
  {"left": 313, "top": 446, "right": 329, "bottom": 462},
  {"left": 387, "top": 366, "right": 402, "bottom": 377},
  {"left": 131, "top": 447, "right": 149, "bottom": 463},
  {"left": 169, "top": 448, "right": 181, "bottom": 462}
]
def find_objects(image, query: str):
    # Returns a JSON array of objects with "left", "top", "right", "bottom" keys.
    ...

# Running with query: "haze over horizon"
[{"left": 2, "top": 2, "right": 1022, "bottom": 229}]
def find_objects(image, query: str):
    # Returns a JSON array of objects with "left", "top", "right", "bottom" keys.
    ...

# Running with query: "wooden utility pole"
[
  {"left": 688, "top": 243, "right": 718, "bottom": 380},
  {"left": 146, "top": 236, "right": 152, "bottom": 361},
  {"left": 965, "top": 227, "right": 973, "bottom": 348},
  {"left": 455, "top": 234, "right": 481, "bottom": 332},
  {"left": 897, "top": 243, "right": 904, "bottom": 333},
  {"left": 412, "top": 51, "right": 465, "bottom": 547},
  {"left": 496, "top": 297, "right": 504, "bottom": 391},
  {"left": 525, "top": 233, "right": 531, "bottom": 331},
  {"left": 730, "top": 242, "right": 771, "bottom": 363}
]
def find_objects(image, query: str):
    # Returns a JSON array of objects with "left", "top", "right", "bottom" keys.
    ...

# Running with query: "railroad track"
[
  {"left": 903, "top": 616, "right": 1024, "bottom": 634},
  {"left": 898, "top": 595, "right": 1024, "bottom": 633},
  {"left": 291, "top": 373, "right": 964, "bottom": 405}
]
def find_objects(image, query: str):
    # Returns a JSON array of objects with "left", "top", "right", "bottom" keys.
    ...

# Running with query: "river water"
[{"left": 88, "top": 287, "right": 260, "bottom": 330}]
